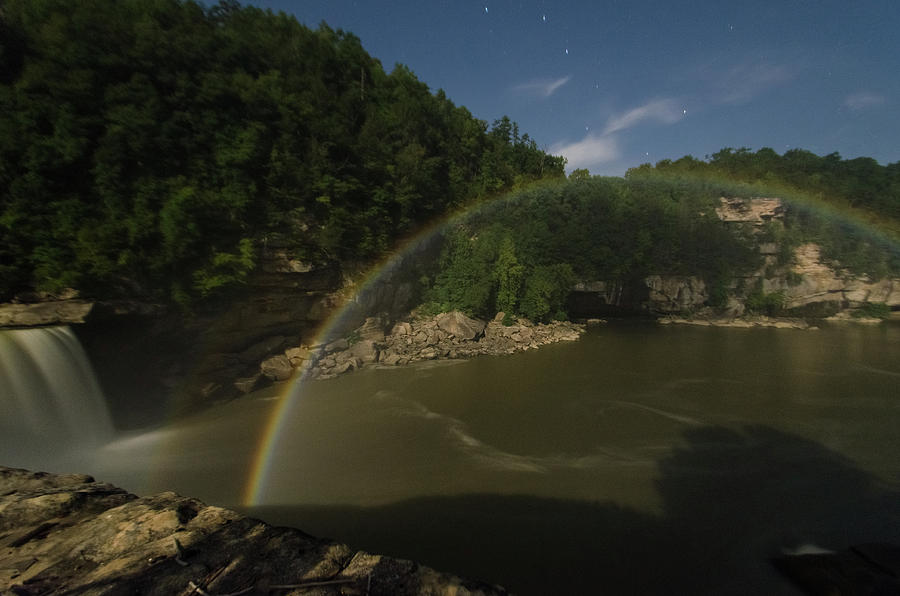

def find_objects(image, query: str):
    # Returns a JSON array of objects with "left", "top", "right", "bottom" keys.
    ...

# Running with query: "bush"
[{"left": 852, "top": 302, "right": 890, "bottom": 319}]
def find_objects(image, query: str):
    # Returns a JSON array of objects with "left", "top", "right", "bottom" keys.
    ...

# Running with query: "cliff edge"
[{"left": 0, "top": 467, "right": 507, "bottom": 596}]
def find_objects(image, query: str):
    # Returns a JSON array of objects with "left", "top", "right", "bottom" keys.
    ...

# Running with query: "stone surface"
[
  {"left": 0, "top": 466, "right": 507, "bottom": 595},
  {"left": 645, "top": 276, "right": 708, "bottom": 313},
  {"left": 260, "top": 354, "right": 293, "bottom": 381},
  {"left": 434, "top": 311, "right": 486, "bottom": 340},
  {"left": 303, "top": 312, "right": 585, "bottom": 380},
  {"left": 773, "top": 543, "right": 900, "bottom": 596},
  {"left": 0, "top": 300, "right": 94, "bottom": 327},
  {"left": 347, "top": 339, "right": 379, "bottom": 363},
  {"left": 238, "top": 335, "right": 287, "bottom": 364},
  {"left": 715, "top": 196, "right": 784, "bottom": 225}
]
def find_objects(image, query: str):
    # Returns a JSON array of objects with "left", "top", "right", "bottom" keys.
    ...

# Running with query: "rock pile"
[
  {"left": 0, "top": 466, "right": 507, "bottom": 595},
  {"left": 250, "top": 311, "right": 586, "bottom": 382}
]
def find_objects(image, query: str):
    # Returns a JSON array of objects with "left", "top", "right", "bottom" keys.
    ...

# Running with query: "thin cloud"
[
  {"left": 512, "top": 75, "right": 572, "bottom": 98},
  {"left": 602, "top": 99, "right": 683, "bottom": 135},
  {"left": 844, "top": 92, "right": 886, "bottom": 111},
  {"left": 714, "top": 62, "right": 794, "bottom": 104},
  {"left": 550, "top": 134, "right": 619, "bottom": 170}
]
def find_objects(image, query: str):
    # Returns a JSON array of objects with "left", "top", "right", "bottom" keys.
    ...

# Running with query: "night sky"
[{"left": 246, "top": 1, "right": 899, "bottom": 175}]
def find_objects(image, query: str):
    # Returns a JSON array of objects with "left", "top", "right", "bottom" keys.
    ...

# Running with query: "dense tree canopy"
[
  {"left": 0, "top": 0, "right": 564, "bottom": 304},
  {"left": 628, "top": 147, "right": 900, "bottom": 224},
  {"left": 422, "top": 177, "right": 762, "bottom": 321},
  {"left": 626, "top": 148, "right": 900, "bottom": 281}
]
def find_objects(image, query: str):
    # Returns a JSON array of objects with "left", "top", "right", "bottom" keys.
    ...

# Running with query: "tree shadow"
[{"left": 241, "top": 425, "right": 900, "bottom": 595}]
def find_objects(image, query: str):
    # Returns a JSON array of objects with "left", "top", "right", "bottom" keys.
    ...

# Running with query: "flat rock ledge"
[
  {"left": 0, "top": 466, "right": 508, "bottom": 596},
  {"left": 657, "top": 315, "right": 815, "bottom": 330}
]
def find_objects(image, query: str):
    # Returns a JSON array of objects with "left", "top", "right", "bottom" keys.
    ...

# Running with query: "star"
[
  {"left": 542, "top": 14, "right": 547, "bottom": 22},
  {"left": 565, "top": 48, "right": 569, "bottom": 55},
  {"left": 484, "top": 6, "right": 488, "bottom": 13}
]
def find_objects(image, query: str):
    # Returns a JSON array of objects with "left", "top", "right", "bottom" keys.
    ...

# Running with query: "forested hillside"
[
  {"left": 0, "top": 0, "right": 564, "bottom": 304},
  {"left": 423, "top": 169, "right": 900, "bottom": 323},
  {"left": 627, "top": 147, "right": 900, "bottom": 234},
  {"left": 421, "top": 177, "right": 762, "bottom": 322}
]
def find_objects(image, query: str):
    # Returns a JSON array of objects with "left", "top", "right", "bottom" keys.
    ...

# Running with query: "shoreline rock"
[
  {"left": 254, "top": 312, "right": 587, "bottom": 383},
  {"left": 657, "top": 315, "right": 816, "bottom": 330},
  {"left": 0, "top": 466, "right": 508, "bottom": 595}
]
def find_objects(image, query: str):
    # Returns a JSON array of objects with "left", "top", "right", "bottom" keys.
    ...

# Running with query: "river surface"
[{"left": 5, "top": 321, "right": 900, "bottom": 594}]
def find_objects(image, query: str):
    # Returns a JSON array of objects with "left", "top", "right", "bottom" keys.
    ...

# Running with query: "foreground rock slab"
[{"left": 0, "top": 467, "right": 507, "bottom": 596}]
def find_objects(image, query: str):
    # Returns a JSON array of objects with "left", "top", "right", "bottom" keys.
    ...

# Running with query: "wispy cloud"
[
  {"left": 550, "top": 97, "right": 687, "bottom": 171},
  {"left": 512, "top": 75, "right": 571, "bottom": 98},
  {"left": 713, "top": 62, "right": 794, "bottom": 104},
  {"left": 602, "top": 98, "right": 683, "bottom": 135},
  {"left": 843, "top": 92, "right": 886, "bottom": 111},
  {"left": 550, "top": 134, "right": 619, "bottom": 170}
]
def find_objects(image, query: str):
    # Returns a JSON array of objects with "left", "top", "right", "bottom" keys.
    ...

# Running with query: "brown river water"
[{"left": 3, "top": 321, "right": 900, "bottom": 594}]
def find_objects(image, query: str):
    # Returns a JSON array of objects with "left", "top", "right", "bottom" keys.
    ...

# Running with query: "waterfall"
[{"left": 0, "top": 326, "right": 114, "bottom": 457}]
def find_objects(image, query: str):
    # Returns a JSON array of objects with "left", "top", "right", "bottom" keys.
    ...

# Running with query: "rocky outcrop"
[
  {"left": 259, "top": 312, "right": 586, "bottom": 381},
  {"left": 434, "top": 311, "right": 486, "bottom": 341},
  {"left": 571, "top": 197, "right": 899, "bottom": 321},
  {"left": 770, "top": 244, "right": 900, "bottom": 310},
  {"left": 658, "top": 315, "right": 813, "bottom": 329},
  {"left": 0, "top": 299, "right": 94, "bottom": 327},
  {"left": 644, "top": 275, "right": 708, "bottom": 314},
  {"left": 715, "top": 196, "right": 784, "bottom": 225},
  {"left": 0, "top": 466, "right": 506, "bottom": 595}
]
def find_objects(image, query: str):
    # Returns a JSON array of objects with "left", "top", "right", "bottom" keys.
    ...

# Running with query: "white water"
[{"left": 0, "top": 326, "right": 113, "bottom": 464}]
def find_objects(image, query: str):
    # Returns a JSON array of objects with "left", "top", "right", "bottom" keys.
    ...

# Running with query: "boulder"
[
  {"left": 234, "top": 374, "right": 262, "bottom": 394},
  {"left": 435, "top": 311, "right": 486, "bottom": 340},
  {"left": 284, "top": 345, "right": 312, "bottom": 366},
  {"left": 381, "top": 351, "right": 402, "bottom": 365},
  {"left": 325, "top": 338, "right": 349, "bottom": 353},
  {"left": 348, "top": 339, "right": 379, "bottom": 363},
  {"left": 260, "top": 354, "right": 293, "bottom": 381},
  {"left": 391, "top": 321, "right": 413, "bottom": 336},
  {"left": 357, "top": 316, "right": 387, "bottom": 341}
]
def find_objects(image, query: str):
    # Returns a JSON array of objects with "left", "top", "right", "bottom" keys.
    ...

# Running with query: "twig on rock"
[
  {"left": 269, "top": 578, "right": 358, "bottom": 589},
  {"left": 188, "top": 581, "right": 254, "bottom": 596}
]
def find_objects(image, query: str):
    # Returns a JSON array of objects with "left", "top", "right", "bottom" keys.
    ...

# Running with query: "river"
[{"left": 4, "top": 321, "right": 900, "bottom": 594}]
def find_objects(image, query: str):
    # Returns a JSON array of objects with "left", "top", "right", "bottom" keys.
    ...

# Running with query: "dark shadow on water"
[{"left": 240, "top": 425, "right": 900, "bottom": 596}]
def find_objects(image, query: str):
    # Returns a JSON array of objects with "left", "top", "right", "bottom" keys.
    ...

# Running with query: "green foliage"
[
  {"left": 0, "top": 0, "right": 564, "bottom": 303},
  {"left": 745, "top": 281, "right": 786, "bottom": 316},
  {"left": 852, "top": 302, "right": 890, "bottom": 319},
  {"left": 494, "top": 235, "right": 524, "bottom": 314},
  {"left": 520, "top": 263, "right": 575, "bottom": 322},
  {"left": 424, "top": 177, "right": 762, "bottom": 321},
  {"left": 628, "top": 148, "right": 900, "bottom": 281}
]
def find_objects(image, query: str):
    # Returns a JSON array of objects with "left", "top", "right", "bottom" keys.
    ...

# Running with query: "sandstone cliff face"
[
  {"left": 570, "top": 197, "right": 900, "bottom": 317},
  {"left": 768, "top": 243, "right": 900, "bottom": 309},
  {"left": 0, "top": 466, "right": 507, "bottom": 596}
]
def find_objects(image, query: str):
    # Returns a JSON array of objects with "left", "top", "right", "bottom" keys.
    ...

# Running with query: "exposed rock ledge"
[
  {"left": 0, "top": 466, "right": 507, "bottom": 596},
  {"left": 658, "top": 315, "right": 814, "bottom": 330},
  {"left": 257, "top": 312, "right": 587, "bottom": 383},
  {"left": 0, "top": 300, "right": 94, "bottom": 327}
]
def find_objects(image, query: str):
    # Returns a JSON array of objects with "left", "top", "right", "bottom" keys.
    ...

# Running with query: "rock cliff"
[
  {"left": 570, "top": 197, "right": 900, "bottom": 318},
  {"left": 0, "top": 466, "right": 507, "bottom": 596}
]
